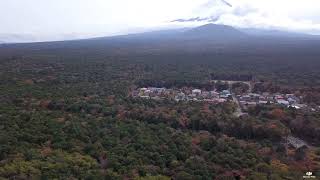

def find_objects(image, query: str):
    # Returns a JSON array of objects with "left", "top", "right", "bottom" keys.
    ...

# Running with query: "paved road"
[
  {"left": 232, "top": 93, "right": 246, "bottom": 117},
  {"left": 212, "top": 80, "right": 252, "bottom": 117}
]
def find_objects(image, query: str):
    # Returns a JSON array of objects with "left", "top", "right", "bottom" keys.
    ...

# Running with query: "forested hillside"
[{"left": 0, "top": 31, "right": 320, "bottom": 179}]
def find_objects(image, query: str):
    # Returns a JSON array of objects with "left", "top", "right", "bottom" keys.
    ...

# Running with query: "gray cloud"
[
  {"left": 221, "top": 0, "right": 232, "bottom": 7},
  {"left": 171, "top": 17, "right": 210, "bottom": 23},
  {"left": 171, "top": 15, "right": 221, "bottom": 23},
  {"left": 199, "top": 0, "right": 232, "bottom": 9},
  {"left": 170, "top": 0, "right": 320, "bottom": 35},
  {"left": 232, "top": 5, "right": 258, "bottom": 16},
  {"left": 169, "top": 0, "right": 231, "bottom": 26}
]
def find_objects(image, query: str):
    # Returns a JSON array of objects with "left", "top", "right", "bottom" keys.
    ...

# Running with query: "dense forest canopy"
[{"left": 0, "top": 29, "right": 320, "bottom": 179}]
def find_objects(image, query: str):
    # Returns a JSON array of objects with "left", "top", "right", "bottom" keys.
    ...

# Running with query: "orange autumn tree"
[{"left": 270, "top": 108, "right": 285, "bottom": 119}]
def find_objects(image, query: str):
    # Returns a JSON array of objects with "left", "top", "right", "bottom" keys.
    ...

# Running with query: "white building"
[
  {"left": 175, "top": 92, "right": 186, "bottom": 101},
  {"left": 192, "top": 89, "right": 202, "bottom": 95},
  {"left": 277, "top": 99, "right": 289, "bottom": 106},
  {"left": 258, "top": 100, "right": 268, "bottom": 104}
]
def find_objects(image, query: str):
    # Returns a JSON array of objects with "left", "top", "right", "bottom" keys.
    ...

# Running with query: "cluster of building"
[
  {"left": 286, "top": 136, "right": 308, "bottom": 150},
  {"left": 237, "top": 93, "right": 307, "bottom": 110},
  {"left": 132, "top": 87, "right": 233, "bottom": 103},
  {"left": 132, "top": 86, "right": 319, "bottom": 112}
]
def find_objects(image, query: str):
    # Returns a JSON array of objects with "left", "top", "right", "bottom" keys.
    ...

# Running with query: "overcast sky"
[{"left": 1, "top": 0, "right": 320, "bottom": 41}]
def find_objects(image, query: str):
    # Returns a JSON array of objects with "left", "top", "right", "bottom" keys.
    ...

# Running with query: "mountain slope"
[
  {"left": 93, "top": 24, "right": 247, "bottom": 42},
  {"left": 183, "top": 24, "right": 247, "bottom": 40},
  {"left": 240, "top": 28, "right": 316, "bottom": 38}
]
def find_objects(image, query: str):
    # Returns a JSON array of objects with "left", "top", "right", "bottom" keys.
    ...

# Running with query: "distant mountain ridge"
[
  {"left": 93, "top": 24, "right": 248, "bottom": 42},
  {"left": 84, "top": 24, "right": 320, "bottom": 42},
  {"left": 240, "top": 28, "right": 315, "bottom": 38},
  {"left": 1, "top": 24, "right": 319, "bottom": 43},
  {"left": 183, "top": 24, "right": 247, "bottom": 40}
]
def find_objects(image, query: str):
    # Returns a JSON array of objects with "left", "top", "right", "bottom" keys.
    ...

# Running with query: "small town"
[
  {"left": 237, "top": 92, "right": 311, "bottom": 111},
  {"left": 132, "top": 87, "right": 232, "bottom": 103},
  {"left": 132, "top": 84, "right": 319, "bottom": 113}
]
